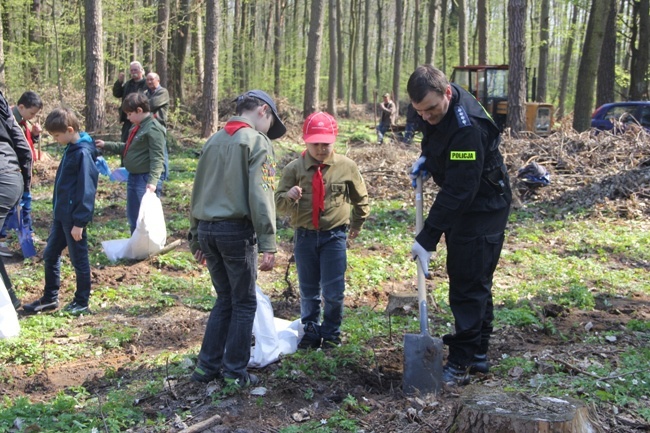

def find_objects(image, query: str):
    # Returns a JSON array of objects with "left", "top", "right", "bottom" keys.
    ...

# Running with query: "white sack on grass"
[
  {"left": 0, "top": 278, "right": 20, "bottom": 339},
  {"left": 249, "top": 285, "right": 300, "bottom": 368},
  {"left": 102, "top": 191, "right": 167, "bottom": 261}
]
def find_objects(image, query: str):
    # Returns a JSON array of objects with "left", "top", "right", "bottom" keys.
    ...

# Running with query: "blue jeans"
[
  {"left": 126, "top": 173, "right": 163, "bottom": 234},
  {"left": 294, "top": 226, "right": 347, "bottom": 341},
  {"left": 376, "top": 122, "right": 390, "bottom": 143},
  {"left": 43, "top": 219, "right": 91, "bottom": 305},
  {"left": 196, "top": 219, "right": 258, "bottom": 382}
]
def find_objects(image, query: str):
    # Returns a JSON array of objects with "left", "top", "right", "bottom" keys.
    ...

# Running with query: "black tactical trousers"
[{"left": 442, "top": 205, "right": 510, "bottom": 368}]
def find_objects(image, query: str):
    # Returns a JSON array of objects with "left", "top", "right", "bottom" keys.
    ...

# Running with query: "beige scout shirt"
[
  {"left": 275, "top": 151, "right": 370, "bottom": 232},
  {"left": 189, "top": 117, "right": 277, "bottom": 253}
]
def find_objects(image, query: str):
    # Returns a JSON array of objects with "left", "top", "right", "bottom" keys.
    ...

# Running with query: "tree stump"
[{"left": 446, "top": 385, "right": 597, "bottom": 433}]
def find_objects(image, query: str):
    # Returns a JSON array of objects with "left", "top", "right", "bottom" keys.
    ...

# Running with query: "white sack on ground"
[
  {"left": 249, "top": 285, "right": 300, "bottom": 368},
  {"left": 102, "top": 191, "right": 167, "bottom": 261}
]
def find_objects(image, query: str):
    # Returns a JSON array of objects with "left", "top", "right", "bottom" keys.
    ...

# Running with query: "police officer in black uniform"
[{"left": 407, "top": 65, "right": 511, "bottom": 387}]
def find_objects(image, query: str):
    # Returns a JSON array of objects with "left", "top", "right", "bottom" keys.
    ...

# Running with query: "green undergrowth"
[{"left": 2, "top": 136, "right": 650, "bottom": 430}]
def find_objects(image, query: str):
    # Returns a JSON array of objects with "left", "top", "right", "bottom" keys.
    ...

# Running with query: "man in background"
[{"left": 113, "top": 61, "right": 147, "bottom": 142}]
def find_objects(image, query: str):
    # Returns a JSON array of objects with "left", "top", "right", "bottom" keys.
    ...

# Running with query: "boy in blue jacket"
[{"left": 23, "top": 108, "right": 99, "bottom": 315}]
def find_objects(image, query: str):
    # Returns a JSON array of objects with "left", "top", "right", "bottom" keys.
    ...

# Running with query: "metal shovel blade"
[
  {"left": 402, "top": 176, "right": 443, "bottom": 395},
  {"left": 403, "top": 301, "right": 443, "bottom": 395}
]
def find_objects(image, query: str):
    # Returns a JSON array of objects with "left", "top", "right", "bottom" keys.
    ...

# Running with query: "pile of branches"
[{"left": 504, "top": 125, "right": 650, "bottom": 217}]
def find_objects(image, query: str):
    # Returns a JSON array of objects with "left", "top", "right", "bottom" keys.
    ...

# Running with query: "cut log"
[{"left": 446, "top": 385, "right": 597, "bottom": 433}]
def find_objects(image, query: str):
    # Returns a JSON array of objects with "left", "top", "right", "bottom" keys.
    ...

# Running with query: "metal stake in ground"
[{"left": 402, "top": 176, "right": 443, "bottom": 395}]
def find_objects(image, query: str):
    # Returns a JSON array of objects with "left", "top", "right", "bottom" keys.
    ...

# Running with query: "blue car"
[{"left": 591, "top": 101, "right": 650, "bottom": 132}]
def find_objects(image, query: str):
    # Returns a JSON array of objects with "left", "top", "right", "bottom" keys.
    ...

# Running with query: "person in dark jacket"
[
  {"left": 145, "top": 72, "right": 170, "bottom": 128},
  {"left": 113, "top": 61, "right": 148, "bottom": 142},
  {"left": 23, "top": 108, "right": 99, "bottom": 316},
  {"left": 0, "top": 91, "right": 33, "bottom": 311},
  {"left": 407, "top": 65, "right": 511, "bottom": 387}
]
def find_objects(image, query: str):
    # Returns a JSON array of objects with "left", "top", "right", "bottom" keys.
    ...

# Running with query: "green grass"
[{"left": 2, "top": 131, "right": 650, "bottom": 430}]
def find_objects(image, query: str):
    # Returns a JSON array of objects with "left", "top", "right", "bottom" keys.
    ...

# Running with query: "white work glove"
[
  {"left": 409, "top": 156, "right": 430, "bottom": 188},
  {"left": 411, "top": 241, "right": 432, "bottom": 278}
]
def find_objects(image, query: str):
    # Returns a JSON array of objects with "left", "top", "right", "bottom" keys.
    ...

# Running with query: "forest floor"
[{"left": 1, "top": 113, "right": 650, "bottom": 432}]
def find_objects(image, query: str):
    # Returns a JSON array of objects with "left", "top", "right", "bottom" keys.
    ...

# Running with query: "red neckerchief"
[
  {"left": 19, "top": 120, "right": 37, "bottom": 160},
  {"left": 123, "top": 124, "right": 140, "bottom": 158},
  {"left": 225, "top": 120, "right": 251, "bottom": 135},
  {"left": 302, "top": 151, "right": 326, "bottom": 229}
]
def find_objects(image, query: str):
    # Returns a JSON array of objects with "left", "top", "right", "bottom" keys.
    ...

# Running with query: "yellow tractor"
[{"left": 450, "top": 65, "right": 554, "bottom": 136}]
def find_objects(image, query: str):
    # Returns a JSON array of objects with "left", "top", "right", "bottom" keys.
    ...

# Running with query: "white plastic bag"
[
  {"left": 249, "top": 285, "right": 300, "bottom": 368},
  {"left": 102, "top": 192, "right": 167, "bottom": 261},
  {"left": 0, "top": 278, "right": 20, "bottom": 339}
]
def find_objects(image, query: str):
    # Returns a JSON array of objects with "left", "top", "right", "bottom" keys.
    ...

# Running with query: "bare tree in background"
[
  {"left": 304, "top": 0, "right": 326, "bottom": 116},
  {"left": 629, "top": 0, "right": 649, "bottom": 100},
  {"left": 477, "top": 0, "right": 488, "bottom": 64},
  {"left": 202, "top": 0, "right": 219, "bottom": 138},
  {"left": 536, "top": 0, "right": 549, "bottom": 102},
  {"left": 327, "top": 0, "right": 338, "bottom": 115},
  {"left": 84, "top": 0, "right": 105, "bottom": 133},
  {"left": 507, "top": 0, "right": 527, "bottom": 133},
  {"left": 597, "top": 0, "right": 617, "bottom": 107},
  {"left": 573, "top": 0, "right": 610, "bottom": 132},
  {"left": 155, "top": 0, "right": 170, "bottom": 87}
]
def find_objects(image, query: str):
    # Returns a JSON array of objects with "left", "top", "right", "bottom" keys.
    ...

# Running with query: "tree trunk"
[
  {"left": 346, "top": 0, "right": 358, "bottom": 112},
  {"left": 327, "top": 0, "right": 338, "bottom": 115},
  {"left": 155, "top": 0, "right": 170, "bottom": 87},
  {"left": 629, "top": 0, "right": 650, "bottom": 100},
  {"left": 507, "top": 0, "right": 527, "bottom": 134},
  {"left": 413, "top": 0, "right": 420, "bottom": 69},
  {"left": 304, "top": 0, "right": 325, "bottom": 116},
  {"left": 193, "top": 3, "right": 204, "bottom": 92},
  {"left": 477, "top": 0, "right": 487, "bottom": 64},
  {"left": 457, "top": 0, "right": 467, "bottom": 66},
  {"left": 425, "top": 0, "right": 440, "bottom": 65},
  {"left": 441, "top": 0, "right": 448, "bottom": 72},
  {"left": 535, "top": 0, "right": 549, "bottom": 102},
  {"left": 201, "top": 0, "right": 219, "bottom": 138},
  {"left": 393, "top": 0, "right": 404, "bottom": 107},
  {"left": 30, "top": 0, "right": 42, "bottom": 83},
  {"left": 597, "top": 0, "right": 617, "bottom": 107},
  {"left": 84, "top": 0, "right": 105, "bottom": 133},
  {"left": 361, "top": 0, "right": 370, "bottom": 103},
  {"left": 233, "top": 0, "right": 244, "bottom": 91},
  {"left": 558, "top": 3, "right": 578, "bottom": 119},
  {"left": 0, "top": 5, "right": 5, "bottom": 92},
  {"left": 169, "top": 0, "right": 191, "bottom": 104},
  {"left": 573, "top": 0, "right": 610, "bottom": 132},
  {"left": 274, "top": 0, "right": 285, "bottom": 97},
  {"left": 375, "top": 0, "right": 383, "bottom": 95},
  {"left": 336, "top": 0, "right": 345, "bottom": 101},
  {"left": 446, "top": 386, "right": 596, "bottom": 433}
]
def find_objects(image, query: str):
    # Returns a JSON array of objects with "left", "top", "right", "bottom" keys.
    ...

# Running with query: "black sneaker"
[
  {"left": 298, "top": 322, "right": 321, "bottom": 349},
  {"left": 62, "top": 301, "right": 90, "bottom": 316},
  {"left": 469, "top": 354, "right": 490, "bottom": 374},
  {"left": 191, "top": 366, "right": 222, "bottom": 383},
  {"left": 442, "top": 362, "right": 471, "bottom": 387},
  {"left": 224, "top": 373, "right": 259, "bottom": 389},
  {"left": 321, "top": 337, "right": 341, "bottom": 350},
  {"left": 23, "top": 297, "right": 59, "bottom": 313}
]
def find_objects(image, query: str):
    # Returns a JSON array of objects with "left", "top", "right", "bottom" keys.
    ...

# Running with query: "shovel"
[{"left": 402, "top": 175, "right": 443, "bottom": 395}]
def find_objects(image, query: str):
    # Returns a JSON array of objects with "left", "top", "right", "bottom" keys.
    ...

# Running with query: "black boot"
[
  {"left": 7, "top": 286, "right": 21, "bottom": 310},
  {"left": 469, "top": 353, "right": 491, "bottom": 374},
  {"left": 442, "top": 362, "right": 471, "bottom": 387}
]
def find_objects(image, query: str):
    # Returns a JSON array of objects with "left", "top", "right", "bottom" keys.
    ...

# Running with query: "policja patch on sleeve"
[{"left": 450, "top": 151, "right": 476, "bottom": 160}]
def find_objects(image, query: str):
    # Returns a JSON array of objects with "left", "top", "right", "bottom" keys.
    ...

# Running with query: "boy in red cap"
[{"left": 276, "top": 112, "right": 370, "bottom": 349}]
